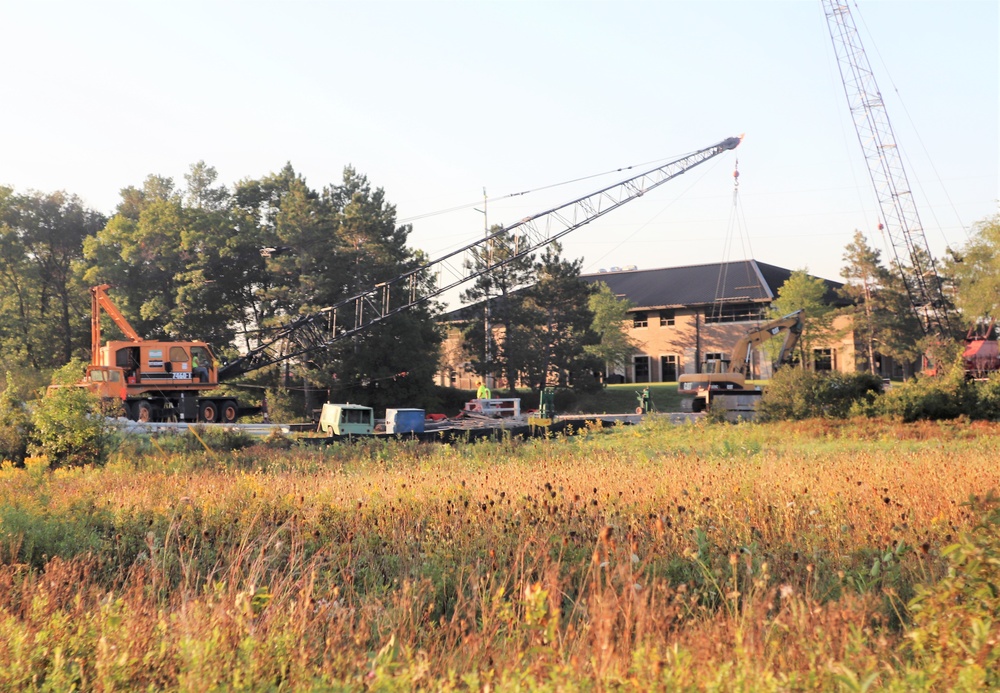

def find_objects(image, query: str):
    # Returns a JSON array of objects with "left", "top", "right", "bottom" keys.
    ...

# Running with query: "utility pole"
[{"left": 475, "top": 187, "right": 493, "bottom": 389}]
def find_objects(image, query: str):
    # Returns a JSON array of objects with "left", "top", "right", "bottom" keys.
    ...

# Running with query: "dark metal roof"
[
  {"left": 440, "top": 260, "right": 845, "bottom": 321},
  {"left": 581, "top": 260, "right": 844, "bottom": 310}
]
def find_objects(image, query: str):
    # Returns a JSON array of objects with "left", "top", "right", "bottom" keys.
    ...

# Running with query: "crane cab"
[{"left": 98, "top": 341, "right": 218, "bottom": 393}]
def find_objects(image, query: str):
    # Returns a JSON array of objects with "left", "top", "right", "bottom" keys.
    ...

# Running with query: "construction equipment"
[
  {"left": 823, "top": 0, "right": 951, "bottom": 338},
  {"left": 217, "top": 136, "right": 743, "bottom": 381},
  {"left": 76, "top": 284, "right": 247, "bottom": 423},
  {"left": 80, "top": 135, "right": 742, "bottom": 422},
  {"left": 823, "top": 1, "right": 962, "bottom": 372},
  {"left": 678, "top": 309, "right": 803, "bottom": 412},
  {"left": 528, "top": 388, "right": 556, "bottom": 427},
  {"left": 825, "top": 1, "right": 1000, "bottom": 381},
  {"left": 317, "top": 403, "right": 374, "bottom": 436},
  {"left": 963, "top": 321, "right": 1000, "bottom": 380}
]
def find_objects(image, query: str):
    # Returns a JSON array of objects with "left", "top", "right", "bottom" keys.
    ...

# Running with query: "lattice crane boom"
[
  {"left": 822, "top": 0, "right": 951, "bottom": 337},
  {"left": 218, "top": 135, "right": 742, "bottom": 381}
]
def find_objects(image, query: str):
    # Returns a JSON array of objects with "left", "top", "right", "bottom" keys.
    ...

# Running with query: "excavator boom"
[{"left": 729, "top": 310, "right": 804, "bottom": 375}]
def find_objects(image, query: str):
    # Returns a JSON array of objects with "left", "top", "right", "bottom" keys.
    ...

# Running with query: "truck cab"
[{"left": 78, "top": 365, "right": 128, "bottom": 402}]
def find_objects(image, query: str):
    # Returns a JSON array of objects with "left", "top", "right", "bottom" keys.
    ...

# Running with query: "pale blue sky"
[{"left": 2, "top": 1, "right": 997, "bottom": 298}]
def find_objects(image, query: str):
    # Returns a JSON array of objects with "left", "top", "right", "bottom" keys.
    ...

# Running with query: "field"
[{"left": 2, "top": 416, "right": 1000, "bottom": 690}]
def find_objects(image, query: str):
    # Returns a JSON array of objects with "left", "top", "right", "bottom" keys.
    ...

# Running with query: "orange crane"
[{"left": 81, "top": 284, "right": 240, "bottom": 423}]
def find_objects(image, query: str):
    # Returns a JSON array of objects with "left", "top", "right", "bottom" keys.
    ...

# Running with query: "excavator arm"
[
  {"left": 678, "top": 309, "right": 804, "bottom": 413},
  {"left": 729, "top": 310, "right": 804, "bottom": 376}
]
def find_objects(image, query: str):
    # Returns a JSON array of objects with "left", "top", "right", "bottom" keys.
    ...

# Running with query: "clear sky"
[{"left": 2, "top": 0, "right": 997, "bottom": 302}]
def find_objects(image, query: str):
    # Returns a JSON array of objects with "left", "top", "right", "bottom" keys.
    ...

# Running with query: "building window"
[
  {"left": 659, "top": 311, "right": 675, "bottom": 327},
  {"left": 814, "top": 348, "right": 834, "bottom": 371},
  {"left": 634, "top": 355, "right": 650, "bottom": 383},
  {"left": 704, "top": 304, "right": 767, "bottom": 324},
  {"left": 660, "top": 354, "right": 678, "bottom": 382},
  {"left": 632, "top": 312, "right": 648, "bottom": 328}
]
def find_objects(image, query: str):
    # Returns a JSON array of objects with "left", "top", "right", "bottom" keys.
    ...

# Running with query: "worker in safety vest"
[
  {"left": 192, "top": 352, "right": 209, "bottom": 383},
  {"left": 476, "top": 381, "right": 491, "bottom": 399}
]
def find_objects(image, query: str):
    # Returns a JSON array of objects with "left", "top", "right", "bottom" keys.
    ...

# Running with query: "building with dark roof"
[
  {"left": 436, "top": 259, "right": 857, "bottom": 388},
  {"left": 580, "top": 260, "right": 853, "bottom": 383}
]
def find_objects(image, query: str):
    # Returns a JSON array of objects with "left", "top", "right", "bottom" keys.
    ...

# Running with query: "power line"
[{"left": 397, "top": 152, "right": 700, "bottom": 225}]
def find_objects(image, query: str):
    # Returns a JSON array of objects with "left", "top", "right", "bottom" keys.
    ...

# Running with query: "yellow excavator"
[{"left": 678, "top": 309, "right": 803, "bottom": 412}]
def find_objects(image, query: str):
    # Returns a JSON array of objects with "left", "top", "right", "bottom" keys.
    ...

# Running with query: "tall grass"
[{"left": 1, "top": 418, "right": 999, "bottom": 689}]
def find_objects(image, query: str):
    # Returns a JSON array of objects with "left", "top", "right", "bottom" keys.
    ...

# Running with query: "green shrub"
[
  {"left": 552, "top": 387, "right": 578, "bottom": 413},
  {"left": 430, "top": 384, "right": 476, "bottom": 416},
  {"left": 756, "top": 368, "right": 883, "bottom": 421},
  {"left": 972, "top": 373, "right": 1000, "bottom": 421},
  {"left": 903, "top": 493, "right": 1000, "bottom": 687},
  {"left": 31, "top": 386, "right": 113, "bottom": 468},
  {"left": 876, "top": 372, "right": 976, "bottom": 422},
  {"left": 48, "top": 357, "right": 90, "bottom": 386}
]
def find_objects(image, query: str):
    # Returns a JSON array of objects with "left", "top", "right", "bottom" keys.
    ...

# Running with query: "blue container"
[{"left": 385, "top": 408, "right": 425, "bottom": 434}]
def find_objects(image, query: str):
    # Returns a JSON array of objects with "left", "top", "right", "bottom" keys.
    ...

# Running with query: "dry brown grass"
[{"left": 1, "top": 417, "right": 998, "bottom": 689}]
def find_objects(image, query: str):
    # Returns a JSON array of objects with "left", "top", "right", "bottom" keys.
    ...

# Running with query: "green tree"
[
  {"left": 897, "top": 246, "right": 961, "bottom": 375},
  {"left": 170, "top": 162, "right": 252, "bottom": 347},
  {"left": 229, "top": 163, "right": 303, "bottom": 352},
  {"left": 768, "top": 269, "right": 834, "bottom": 369},
  {"left": 519, "top": 244, "right": 598, "bottom": 390},
  {"left": 585, "top": 281, "right": 637, "bottom": 379},
  {"left": 0, "top": 189, "right": 104, "bottom": 368},
  {"left": 32, "top": 361, "right": 113, "bottom": 468},
  {"left": 878, "top": 268, "right": 927, "bottom": 376},
  {"left": 460, "top": 226, "right": 536, "bottom": 393},
  {"left": 946, "top": 215, "right": 1000, "bottom": 324},
  {"left": 0, "top": 186, "right": 38, "bottom": 368},
  {"left": 84, "top": 164, "right": 280, "bottom": 353},
  {"left": 249, "top": 166, "right": 442, "bottom": 414},
  {"left": 323, "top": 169, "right": 442, "bottom": 412},
  {"left": 839, "top": 231, "right": 923, "bottom": 375},
  {"left": 82, "top": 175, "right": 186, "bottom": 339},
  {"left": 0, "top": 372, "right": 33, "bottom": 465}
]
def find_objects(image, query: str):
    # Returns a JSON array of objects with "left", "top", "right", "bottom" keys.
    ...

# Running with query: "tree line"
[
  {"left": 0, "top": 163, "right": 624, "bottom": 415},
  {"left": 2, "top": 157, "right": 997, "bottom": 411}
]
